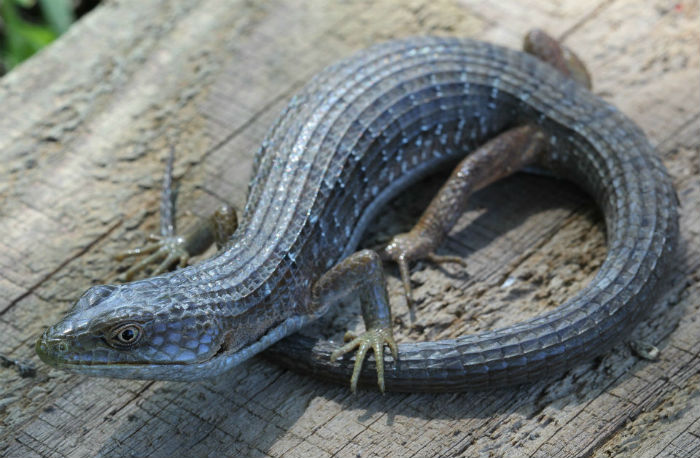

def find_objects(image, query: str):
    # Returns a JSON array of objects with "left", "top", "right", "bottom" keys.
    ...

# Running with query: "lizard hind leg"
[
  {"left": 376, "top": 125, "right": 547, "bottom": 307},
  {"left": 376, "top": 29, "right": 592, "bottom": 309}
]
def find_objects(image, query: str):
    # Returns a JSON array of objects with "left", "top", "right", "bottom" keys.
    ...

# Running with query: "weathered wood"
[{"left": 0, "top": 0, "right": 698, "bottom": 457}]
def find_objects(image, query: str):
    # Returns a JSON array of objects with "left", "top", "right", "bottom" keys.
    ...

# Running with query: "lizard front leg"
[
  {"left": 116, "top": 147, "right": 238, "bottom": 280},
  {"left": 313, "top": 249, "right": 398, "bottom": 393}
]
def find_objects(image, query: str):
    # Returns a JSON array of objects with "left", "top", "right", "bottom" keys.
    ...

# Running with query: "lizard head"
[{"left": 35, "top": 281, "right": 227, "bottom": 381}]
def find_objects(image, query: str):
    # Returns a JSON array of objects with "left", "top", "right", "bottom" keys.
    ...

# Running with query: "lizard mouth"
[{"left": 35, "top": 335, "right": 223, "bottom": 382}]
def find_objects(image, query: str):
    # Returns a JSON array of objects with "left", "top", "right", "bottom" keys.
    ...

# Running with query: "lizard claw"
[{"left": 331, "top": 326, "right": 398, "bottom": 393}]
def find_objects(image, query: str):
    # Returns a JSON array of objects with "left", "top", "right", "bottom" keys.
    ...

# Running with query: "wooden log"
[{"left": 0, "top": 0, "right": 698, "bottom": 457}]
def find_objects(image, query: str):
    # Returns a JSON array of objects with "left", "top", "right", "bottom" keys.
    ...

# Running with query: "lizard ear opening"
[{"left": 213, "top": 330, "right": 234, "bottom": 357}]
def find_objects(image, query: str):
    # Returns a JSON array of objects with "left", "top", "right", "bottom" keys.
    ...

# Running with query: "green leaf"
[
  {"left": 1, "top": 0, "right": 58, "bottom": 69},
  {"left": 11, "top": 0, "right": 37, "bottom": 9},
  {"left": 39, "top": 0, "right": 74, "bottom": 34}
]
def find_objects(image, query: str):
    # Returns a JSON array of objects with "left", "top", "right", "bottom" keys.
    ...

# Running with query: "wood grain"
[{"left": 0, "top": 0, "right": 698, "bottom": 457}]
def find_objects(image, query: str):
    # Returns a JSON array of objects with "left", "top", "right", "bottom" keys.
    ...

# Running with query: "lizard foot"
[
  {"left": 115, "top": 234, "right": 190, "bottom": 281},
  {"left": 377, "top": 233, "right": 467, "bottom": 308},
  {"left": 330, "top": 326, "right": 398, "bottom": 393}
]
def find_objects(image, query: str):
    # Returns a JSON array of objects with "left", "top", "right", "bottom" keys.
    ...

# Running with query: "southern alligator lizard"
[{"left": 37, "top": 33, "right": 678, "bottom": 392}]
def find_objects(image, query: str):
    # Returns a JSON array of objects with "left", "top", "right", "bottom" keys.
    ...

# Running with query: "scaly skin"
[{"left": 37, "top": 35, "right": 678, "bottom": 391}]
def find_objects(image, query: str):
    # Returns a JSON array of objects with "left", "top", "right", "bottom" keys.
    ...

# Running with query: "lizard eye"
[{"left": 107, "top": 323, "right": 143, "bottom": 348}]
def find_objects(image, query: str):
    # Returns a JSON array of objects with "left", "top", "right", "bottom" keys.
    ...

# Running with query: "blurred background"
[{"left": 0, "top": 0, "right": 98, "bottom": 75}]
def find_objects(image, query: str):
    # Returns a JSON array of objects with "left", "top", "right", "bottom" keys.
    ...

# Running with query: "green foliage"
[
  {"left": 39, "top": 0, "right": 73, "bottom": 34},
  {"left": 1, "top": 0, "right": 74, "bottom": 71}
]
